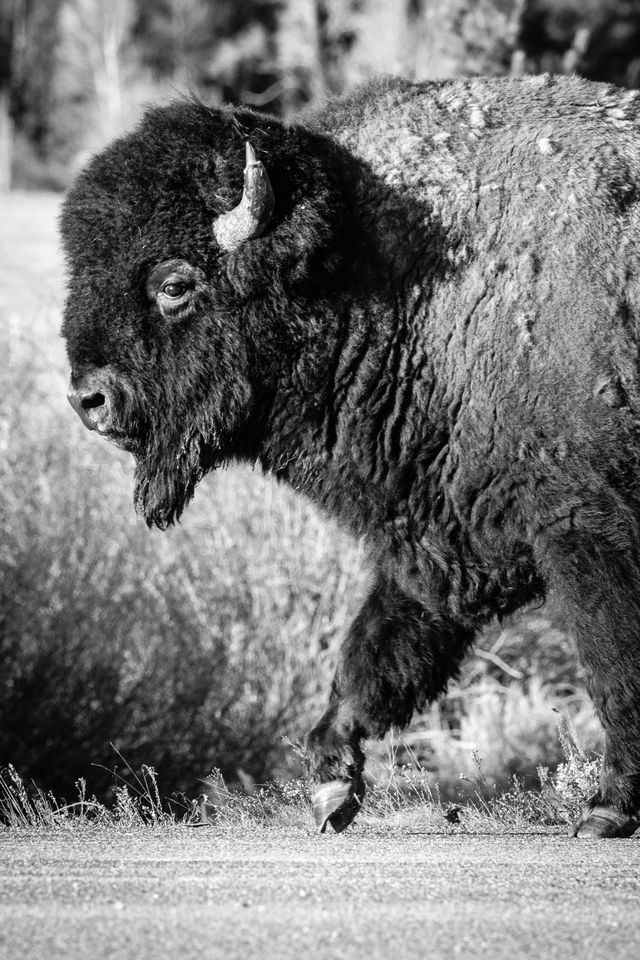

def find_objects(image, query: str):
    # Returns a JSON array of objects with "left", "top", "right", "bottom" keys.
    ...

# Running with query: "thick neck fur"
[
  {"left": 249, "top": 80, "right": 549, "bottom": 614},
  {"left": 253, "top": 88, "right": 467, "bottom": 542},
  {"left": 253, "top": 236, "right": 444, "bottom": 546}
]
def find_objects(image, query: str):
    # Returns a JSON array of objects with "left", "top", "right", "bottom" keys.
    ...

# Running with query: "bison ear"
[{"left": 213, "top": 141, "right": 275, "bottom": 251}]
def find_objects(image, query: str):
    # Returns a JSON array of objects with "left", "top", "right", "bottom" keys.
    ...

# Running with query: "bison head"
[{"left": 61, "top": 100, "right": 348, "bottom": 529}]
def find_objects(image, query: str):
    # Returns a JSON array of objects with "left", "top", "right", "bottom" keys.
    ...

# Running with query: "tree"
[
  {"left": 0, "top": 0, "right": 14, "bottom": 190},
  {"left": 57, "top": 0, "right": 139, "bottom": 148},
  {"left": 276, "top": 0, "right": 525, "bottom": 116},
  {"left": 518, "top": 0, "right": 640, "bottom": 87},
  {"left": 0, "top": 0, "right": 63, "bottom": 190},
  {"left": 133, "top": 0, "right": 280, "bottom": 110}
]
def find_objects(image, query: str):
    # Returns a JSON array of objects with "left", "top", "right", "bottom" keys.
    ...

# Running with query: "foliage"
[
  {"left": 538, "top": 715, "right": 601, "bottom": 824},
  {"left": 2, "top": 0, "right": 640, "bottom": 189}
]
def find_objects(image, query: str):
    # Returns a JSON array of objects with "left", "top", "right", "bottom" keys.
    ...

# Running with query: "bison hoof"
[
  {"left": 571, "top": 804, "right": 639, "bottom": 839},
  {"left": 312, "top": 778, "right": 365, "bottom": 834}
]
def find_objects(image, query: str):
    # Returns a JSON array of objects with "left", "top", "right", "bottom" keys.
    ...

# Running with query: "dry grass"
[{"left": 0, "top": 713, "right": 599, "bottom": 834}]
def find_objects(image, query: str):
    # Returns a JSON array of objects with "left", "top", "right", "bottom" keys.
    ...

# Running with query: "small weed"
[
  {"left": 537, "top": 714, "right": 601, "bottom": 824},
  {"left": 0, "top": 764, "right": 105, "bottom": 829},
  {"left": 450, "top": 714, "right": 601, "bottom": 829},
  {"left": 0, "top": 754, "right": 200, "bottom": 830},
  {"left": 199, "top": 768, "right": 311, "bottom": 828},
  {"left": 363, "top": 732, "right": 440, "bottom": 818}
]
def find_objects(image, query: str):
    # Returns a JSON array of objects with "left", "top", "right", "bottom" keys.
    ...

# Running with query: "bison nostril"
[{"left": 80, "top": 392, "right": 106, "bottom": 410}]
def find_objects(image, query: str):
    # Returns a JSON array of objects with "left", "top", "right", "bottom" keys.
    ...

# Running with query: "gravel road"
[{"left": 2, "top": 825, "right": 640, "bottom": 960}]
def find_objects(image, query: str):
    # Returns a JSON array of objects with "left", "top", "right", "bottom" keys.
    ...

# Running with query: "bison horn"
[{"left": 213, "top": 141, "right": 275, "bottom": 251}]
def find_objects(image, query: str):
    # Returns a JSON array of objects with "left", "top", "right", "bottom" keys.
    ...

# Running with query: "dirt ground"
[{"left": 2, "top": 825, "right": 640, "bottom": 960}]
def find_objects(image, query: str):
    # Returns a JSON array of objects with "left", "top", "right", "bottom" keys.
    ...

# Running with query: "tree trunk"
[{"left": 0, "top": 86, "right": 11, "bottom": 191}]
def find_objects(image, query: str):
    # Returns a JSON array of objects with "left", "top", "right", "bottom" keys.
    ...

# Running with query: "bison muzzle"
[{"left": 61, "top": 75, "right": 640, "bottom": 839}]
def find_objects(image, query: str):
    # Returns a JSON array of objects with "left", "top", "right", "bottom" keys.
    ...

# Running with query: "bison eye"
[
  {"left": 146, "top": 259, "right": 199, "bottom": 320},
  {"left": 161, "top": 280, "right": 187, "bottom": 299}
]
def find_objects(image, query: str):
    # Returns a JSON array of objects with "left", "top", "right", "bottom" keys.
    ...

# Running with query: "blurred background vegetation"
[
  {"left": 1, "top": 0, "right": 637, "bottom": 807},
  {"left": 2, "top": 0, "right": 640, "bottom": 190}
]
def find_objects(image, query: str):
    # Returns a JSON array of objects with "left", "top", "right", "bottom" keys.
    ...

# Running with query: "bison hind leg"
[{"left": 534, "top": 513, "right": 640, "bottom": 839}]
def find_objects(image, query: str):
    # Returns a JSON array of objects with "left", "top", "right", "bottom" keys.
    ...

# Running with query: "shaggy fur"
[{"left": 62, "top": 75, "right": 640, "bottom": 837}]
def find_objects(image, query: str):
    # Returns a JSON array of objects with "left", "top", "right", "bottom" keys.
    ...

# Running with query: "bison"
[{"left": 62, "top": 74, "right": 640, "bottom": 838}]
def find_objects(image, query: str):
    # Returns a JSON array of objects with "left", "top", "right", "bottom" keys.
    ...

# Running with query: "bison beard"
[
  {"left": 106, "top": 378, "right": 225, "bottom": 529},
  {"left": 61, "top": 74, "right": 640, "bottom": 840},
  {"left": 133, "top": 424, "right": 217, "bottom": 531},
  {"left": 132, "top": 390, "right": 232, "bottom": 530}
]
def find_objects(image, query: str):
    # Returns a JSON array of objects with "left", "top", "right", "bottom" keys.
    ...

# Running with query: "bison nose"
[{"left": 67, "top": 380, "right": 113, "bottom": 433}]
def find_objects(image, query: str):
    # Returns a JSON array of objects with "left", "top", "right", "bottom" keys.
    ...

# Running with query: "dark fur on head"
[{"left": 62, "top": 98, "right": 353, "bottom": 528}]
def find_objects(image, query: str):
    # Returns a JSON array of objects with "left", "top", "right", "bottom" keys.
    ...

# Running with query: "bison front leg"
[
  {"left": 537, "top": 529, "right": 640, "bottom": 838},
  {"left": 306, "top": 574, "right": 473, "bottom": 832}
]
